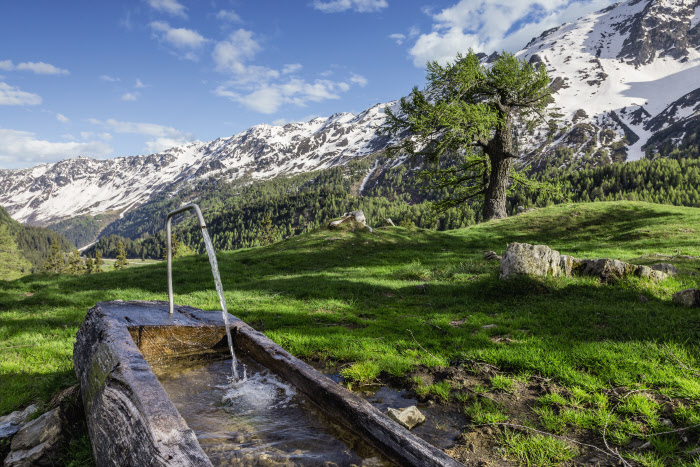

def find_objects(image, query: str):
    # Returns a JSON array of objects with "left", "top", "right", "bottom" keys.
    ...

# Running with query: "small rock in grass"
[
  {"left": 483, "top": 251, "right": 501, "bottom": 261},
  {"left": 382, "top": 218, "right": 395, "bottom": 227},
  {"left": 638, "top": 294, "right": 649, "bottom": 304},
  {"left": 672, "top": 288, "right": 700, "bottom": 307},
  {"left": 481, "top": 324, "right": 497, "bottom": 329},
  {"left": 386, "top": 406, "right": 425, "bottom": 430}
]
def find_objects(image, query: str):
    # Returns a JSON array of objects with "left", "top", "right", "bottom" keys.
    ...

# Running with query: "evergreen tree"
[
  {"left": 67, "top": 249, "right": 82, "bottom": 274},
  {"left": 85, "top": 256, "right": 94, "bottom": 274},
  {"left": 44, "top": 239, "right": 65, "bottom": 273},
  {"left": 94, "top": 250, "right": 103, "bottom": 273},
  {"left": 380, "top": 50, "right": 551, "bottom": 220},
  {"left": 114, "top": 241, "right": 128, "bottom": 270},
  {"left": 258, "top": 212, "right": 276, "bottom": 246}
]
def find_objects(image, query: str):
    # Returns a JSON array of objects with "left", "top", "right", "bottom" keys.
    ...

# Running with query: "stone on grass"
[
  {"left": 328, "top": 210, "right": 370, "bottom": 232},
  {"left": 382, "top": 218, "right": 395, "bottom": 227},
  {"left": 387, "top": 406, "right": 425, "bottom": 430},
  {"left": 5, "top": 408, "right": 67, "bottom": 467},
  {"left": 651, "top": 263, "right": 679, "bottom": 276},
  {"left": 499, "top": 243, "right": 561, "bottom": 279},
  {"left": 673, "top": 289, "right": 700, "bottom": 308},
  {"left": 516, "top": 206, "right": 525, "bottom": 214},
  {"left": 483, "top": 251, "right": 501, "bottom": 261}
]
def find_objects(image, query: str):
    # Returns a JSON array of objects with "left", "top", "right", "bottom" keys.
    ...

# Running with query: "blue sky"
[{"left": 0, "top": 0, "right": 615, "bottom": 169}]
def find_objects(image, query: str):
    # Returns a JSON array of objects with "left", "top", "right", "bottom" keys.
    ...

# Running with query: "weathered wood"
[
  {"left": 74, "top": 301, "right": 213, "bottom": 467},
  {"left": 74, "top": 300, "right": 465, "bottom": 467}
]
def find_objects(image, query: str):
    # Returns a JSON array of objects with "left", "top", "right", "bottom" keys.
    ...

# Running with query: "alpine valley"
[{"left": 1, "top": 0, "right": 699, "bottom": 251}]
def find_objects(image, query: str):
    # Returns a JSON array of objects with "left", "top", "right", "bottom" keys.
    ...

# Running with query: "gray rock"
[
  {"left": 387, "top": 406, "right": 425, "bottom": 430},
  {"left": 673, "top": 288, "right": 700, "bottom": 307},
  {"left": 516, "top": 206, "right": 525, "bottom": 213},
  {"left": 5, "top": 408, "right": 66, "bottom": 467},
  {"left": 559, "top": 255, "right": 578, "bottom": 276},
  {"left": 343, "top": 210, "right": 366, "bottom": 224},
  {"left": 0, "top": 405, "right": 39, "bottom": 443},
  {"left": 499, "top": 243, "right": 561, "bottom": 279},
  {"left": 483, "top": 251, "right": 501, "bottom": 261},
  {"left": 651, "top": 263, "right": 679, "bottom": 276},
  {"left": 382, "top": 218, "right": 395, "bottom": 227}
]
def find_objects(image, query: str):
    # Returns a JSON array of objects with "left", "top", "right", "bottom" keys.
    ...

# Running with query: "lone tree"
[
  {"left": 258, "top": 213, "right": 275, "bottom": 246},
  {"left": 114, "top": 240, "right": 128, "bottom": 270},
  {"left": 380, "top": 50, "right": 551, "bottom": 220},
  {"left": 44, "top": 239, "right": 65, "bottom": 274}
]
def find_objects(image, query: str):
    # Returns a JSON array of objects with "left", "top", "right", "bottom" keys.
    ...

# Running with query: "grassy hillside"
[
  {"left": 2, "top": 201, "right": 699, "bottom": 465},
  {"left": 0, "top": 205, "right": 74, "bottom": 274}
]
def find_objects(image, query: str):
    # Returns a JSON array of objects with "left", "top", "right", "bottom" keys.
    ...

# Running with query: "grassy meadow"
[{"left": 1, "top": 201, "right": 699, "bottom": 465}]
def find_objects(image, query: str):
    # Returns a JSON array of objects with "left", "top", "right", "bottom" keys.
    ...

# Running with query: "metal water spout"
[
  {"left": 166, "top": 204, "right": 207, "bottom": 314},
  {"left": 165, "top": 203, "right": 243, "bottom": 380}
]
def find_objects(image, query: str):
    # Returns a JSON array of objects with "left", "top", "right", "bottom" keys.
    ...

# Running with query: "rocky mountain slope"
[
  {"left": 517, "top": 0, "right": 700, "bottom": 164},
  {"left": 0, "top": 0, "right": 698, "bottom": 242},
  {"left": 0, "top": 104, "right": 394, "bottom": 226}
]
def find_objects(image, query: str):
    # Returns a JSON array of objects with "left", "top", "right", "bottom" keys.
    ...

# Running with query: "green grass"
[
  {"left": 500, "top": 429, "right": 577, "bottom": 467},
  {"left": 1, "top": 201, "right": 700, "bottom": 463}
]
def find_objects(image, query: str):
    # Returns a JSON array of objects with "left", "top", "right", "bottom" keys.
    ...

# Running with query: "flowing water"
[
  {"left": 201, "top": 228, "right": 245, "bottom": 382},
  {"left": 153, "top": 355, "right": 390, "bottom": 466}
]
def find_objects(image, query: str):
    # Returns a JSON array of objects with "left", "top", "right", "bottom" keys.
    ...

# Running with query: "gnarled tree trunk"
[{"left": 483, "top": 113, "right": 516, "bottom": 221}]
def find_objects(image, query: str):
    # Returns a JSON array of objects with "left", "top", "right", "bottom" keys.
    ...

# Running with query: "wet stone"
[{"left": 386, "top": 406, "right": 425, "bottom": 430}]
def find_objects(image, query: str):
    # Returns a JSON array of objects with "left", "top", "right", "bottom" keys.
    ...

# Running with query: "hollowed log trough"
[{"left": 74, "top": 300, "right": 464, "bottom": 466}]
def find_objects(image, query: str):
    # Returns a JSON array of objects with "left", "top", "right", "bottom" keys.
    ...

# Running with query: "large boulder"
[
  {"left": 673, "top": 289, "right": 700, "bottom": 308},
  {"left": 499, "top": 243, "right": 561, "bottom": 279}
]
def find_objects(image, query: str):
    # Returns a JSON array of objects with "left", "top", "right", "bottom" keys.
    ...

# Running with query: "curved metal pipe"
[{"left": 166, "top": 204, "right": 207, "bottom": 314}]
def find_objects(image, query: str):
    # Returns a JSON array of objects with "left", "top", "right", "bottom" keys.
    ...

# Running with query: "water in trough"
[{"left": 153, "top": 354, "right": 390, "bottom": 466}]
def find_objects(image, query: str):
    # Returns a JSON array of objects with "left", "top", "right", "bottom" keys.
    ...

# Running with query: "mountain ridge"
[{"left": 1, "top": 0, "right": 699, "bottom": 245}]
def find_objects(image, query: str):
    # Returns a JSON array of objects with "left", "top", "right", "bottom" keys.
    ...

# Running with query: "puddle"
[
  {"left": 153, "top": 355, "right": 391, "bottom": 466},
  {"left": 319, "top": 370, "right": 465, "bottom": 450}
]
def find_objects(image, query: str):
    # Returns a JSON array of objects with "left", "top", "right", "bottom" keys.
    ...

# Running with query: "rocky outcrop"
[
  {"left": 499, "top": 243, "right": 671, "bottom": 283},
  {"left": 499, "top": 243, "right": 561, "bottom": 279},
  {"left": 328, "top": 210, "right": 373, "bottom": 232}
]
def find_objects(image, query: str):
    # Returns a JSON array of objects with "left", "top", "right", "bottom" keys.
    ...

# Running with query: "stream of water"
[{"left": 201, "top": 227, "right": 245, "bottom": 383}]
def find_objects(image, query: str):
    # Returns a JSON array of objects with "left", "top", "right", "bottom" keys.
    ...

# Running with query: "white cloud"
[
  {"left": 135, "top": 78, "right": 146, "bottom": 88},
  {"left": 216, "top": 9, "right": 242, "bottom": 22},
  {"left": 389, "top": 33, "right": 406, "bottom": 45},
  {"left": 0, "top": 128, "right": 112, "bottom": 168},
  {"left": 349, "top": 73, "right": 368, "bottom": 87},
  {"left": 0, "top": 82, "right": 42, "bottom": 106},
  {"left": 89, "top": 118, "right": 192, "bottom": 153},
  {"left": 409, "top": 0, "right": 615, "bottom": 66},
  {"left": 312, "top": 0, "right": 388, "bottom": 13},
  {"left": 0, "top": 60, "right": 69, "bottom": 75},
  {"left": 212, "top": 29, "right": 264, "bottom": 75},
  {"left": 100, "top": 74, "right": 120, "bottom": 82},
  {"left": 146, "top": 0, "right": 187, "bottom": 17},
  {"left": 212, "top": 30, "right": 367, "bottom": 113},
  {"left": 56, "top": 113, "right": 69, "bottom": 123},
  {"left": 282, "top": 63, "right": 303, "bottom": 74},
  {"left": 150, "top": 21, "right": 208, "bottom": 51},
  {"left": 121, "top": 92, "right": 139, "bottom": 101}
]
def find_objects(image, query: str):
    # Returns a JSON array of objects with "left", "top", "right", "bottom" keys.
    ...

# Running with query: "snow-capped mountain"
[
  {"left": 1, "top": 0, "right": 699, "bottom": 232},
  {"left": 0, "top": 104, "right": 393, "bottom": 226},
  {"left": 516, "top": 0, "right": 700, "bottom": 163}
]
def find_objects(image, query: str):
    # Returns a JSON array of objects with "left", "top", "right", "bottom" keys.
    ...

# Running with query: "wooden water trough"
[{"left": 74, "top": 300, "right": 464, "bottom": 466}]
